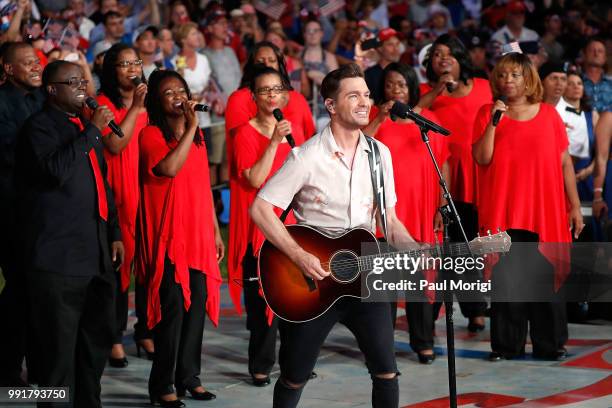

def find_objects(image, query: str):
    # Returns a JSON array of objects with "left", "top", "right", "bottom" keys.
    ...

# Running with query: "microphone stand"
[{"left": 417, "top": 122, "right": 472, "bottom": 408}]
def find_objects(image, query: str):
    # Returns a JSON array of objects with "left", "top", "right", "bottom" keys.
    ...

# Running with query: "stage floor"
[{"left": 5, "top": 286, "right": 612, "bottom": 407}]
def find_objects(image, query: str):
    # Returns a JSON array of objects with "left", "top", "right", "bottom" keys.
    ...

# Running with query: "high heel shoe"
[
  {"left": 108, "top": 356, "right": 128, "bottom": 368},
  {"left": 136, "top": 341, "right": 155, "bottom": 360},
  {"left": 176, "top": 386, "right": 216, "bottom": 401},
  {"left": 251, "top": 374, "right": 271, "bottom": 387},
  {"left": 149, "top": 394, "right": 185, "bottom": 407},
  {"left": 417, "top": 352, "right": 436, "bottom": 365}
]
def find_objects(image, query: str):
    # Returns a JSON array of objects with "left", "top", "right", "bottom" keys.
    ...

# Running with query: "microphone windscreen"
[
  {"left": 85, "top": 97, "right": 99, "bottom": 110},
  {"left": 132, "top": 76, "right": 143, "bottom": 86}
]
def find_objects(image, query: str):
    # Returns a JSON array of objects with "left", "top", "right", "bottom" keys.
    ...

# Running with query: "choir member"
[
  {"left": 418, "top": 34, "right": 489, "bottom": 331},
  {"left": 139, "top": 70, "right": 223, "bottom": 407},
  {"left": 364, "top": 62, "right": 449, "bottom": 364},
  {"left": 97, "top": 43, "right": 151, "bottom": 366},
  {"left": 472, "top": 52, "right": 584, "bottom": 361}
]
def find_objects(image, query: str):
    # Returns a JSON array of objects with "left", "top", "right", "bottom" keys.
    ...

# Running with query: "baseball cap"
[
  {"left": 538, "top": 62, "right": 567, "bottom": 80},
  {"left": 507, "top": 1, "right": 526, "bottom": 14},
  {"left": 132, "top": 25, "right": 159, "bottom": 44},
  {"left": 92, "top": 40, "right": 112, "bottom": 58},
  {"left": 201, "top": 7, "right": 227, "bottom": 26},
  {"left": 378, "top": 28, "right": 399, "bottom": 43}
]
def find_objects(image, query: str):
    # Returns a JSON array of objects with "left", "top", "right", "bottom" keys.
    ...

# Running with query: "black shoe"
[
  {"left": 417, "top": 352, "right": 436, "bottom": 365},
  {"left": 108, "top": 356, "right": 128, "bottom": 368},
  {"left": 533, "top": 348, "right": 568, "bottom": 361},
  {"left": 136, "top": 342, "right": 155, "bottom": 360},
  {"left": 488, "top": 351, "right": 518, "bottom": 361},
  {"left": 467, "top": 321, "right": 485, "bottom": 333},
  {"left": 251, "top": 375, "right": 271, "bottom": 387},
  {"left": 309, "top": 371, "right": 317, "bottom": 379},
  {"left": 176, "top": 386, "right": 216, "bottom": 401},
  {"left": 150, "top": 395, "right": 185, "bottom": 407}
]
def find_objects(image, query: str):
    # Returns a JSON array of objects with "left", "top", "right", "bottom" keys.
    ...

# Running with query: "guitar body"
[{"left": 258, "top": 225, "right": 380, "bottom": 323}]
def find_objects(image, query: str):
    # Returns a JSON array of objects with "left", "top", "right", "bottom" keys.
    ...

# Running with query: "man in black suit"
[
  {"left": 0, "top": 42, "right": 45, "bottom": 386},
  {"left": 15, "top": 60, "right": 123, "bottom": 408}
]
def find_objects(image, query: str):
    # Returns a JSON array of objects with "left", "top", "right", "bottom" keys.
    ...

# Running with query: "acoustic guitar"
[{"left": 258, "top": 225, "right": 511, "bottom": 323}]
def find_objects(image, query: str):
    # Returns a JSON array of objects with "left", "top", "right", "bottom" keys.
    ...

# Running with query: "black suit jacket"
[{"left": 15, "top": 105, "right": 121, "bottom": 277}]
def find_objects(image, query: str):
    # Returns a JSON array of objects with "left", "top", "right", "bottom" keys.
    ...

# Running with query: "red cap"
[
  {"left": 378, "top": 28, "right": 398, "bottom": 43},
  {"left": 507, "top": 1, "right": 526, "bottom": 14}
]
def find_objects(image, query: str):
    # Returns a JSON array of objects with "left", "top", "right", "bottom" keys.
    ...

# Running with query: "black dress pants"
[
  {"left": 242, "top": 246, "right": 278, "bottom": 375},
  {"left": 148, "top": 258, "right": 207, "bottom": 397},
  {"left": 114, "top": 272, "right": 128, "bottom": 344},
  {"left": 435, "top": 201, "right": 488, "bottom": 319},
  {"left": 27, "top": 269, "right": 116, "bottom": 408},
  {"left": 490, "top": 229, "right": 568, "bottom": 357},
  {"left": 133, "top": 278, "right": 153, "bottom": 342},
  {"left": 274, "top": 298, "right": 398, "bottom": 408}
]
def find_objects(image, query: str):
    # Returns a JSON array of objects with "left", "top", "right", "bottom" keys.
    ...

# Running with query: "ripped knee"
[
  {"left": 374, "top": 372, "right": 398, "bottom": 380},
  {"left": 280, "top": 377, "right": 306, "bottom": 390}
]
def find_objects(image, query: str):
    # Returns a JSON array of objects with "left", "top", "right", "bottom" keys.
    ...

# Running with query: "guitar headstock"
[{"left": 469, "top": 229, "right": 511, "bottom": 255}]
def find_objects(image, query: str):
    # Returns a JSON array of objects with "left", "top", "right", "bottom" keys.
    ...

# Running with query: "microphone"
[
  {"left": 442, "top": 71, "right": 455, "bottom": 93},
  {"left": 390, "top": 102, "right": 450, "bottom": 136},
  {"left": 85, "top": 97, "right": 124, "bottom": 138},
  {"left": 272, "top": 108, "right": 295, "bottom": 148},
  {"left": 194, "top": 103, "right": 210, "bottom": 112},
  {"left": 492, "top": 95, "right": 508, "bottom": 127},
  {"left": 131, "top": 76, "right": 143, "bottom": 86}
]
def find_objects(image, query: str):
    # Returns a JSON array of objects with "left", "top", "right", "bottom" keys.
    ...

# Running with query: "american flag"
[
  {"left": 0, "top": 0, "right": 17, "bottom": 17},
  {"left": 319, "top": 0, "right": 345, "bottom": 17},
  {"left": 501, "top": 41, "right": 522, "bottom": 55},
  {"left": 253, "top": 0, "right": 286, "bottom": 21}
]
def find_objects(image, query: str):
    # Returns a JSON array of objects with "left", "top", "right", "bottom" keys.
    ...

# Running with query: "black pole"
[{"left": 419, "top": 126, "right": 472, "bottom": 408}]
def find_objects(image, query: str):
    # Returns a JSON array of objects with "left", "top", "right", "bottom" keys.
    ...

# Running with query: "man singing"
[
  {"left": 250, "top": 63, "right": 415, "bottom": 408},
  {"left": 15, "top": 60, "right": 123, "bottom": 407}
]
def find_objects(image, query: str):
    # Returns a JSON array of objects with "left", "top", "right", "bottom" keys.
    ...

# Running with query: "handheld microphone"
[
  {"left": 194, "top": 104, "right": 210, "bottom": 112},
  {"left": 390, "top": 102, "right": 451, "bottom": 136},
  {"left": 131, "top": 76, "right": 143, "bottom": 86},
  {"left": 492, "top": 95, "right": 508, "bottom": 127},
  {"left": 272, "top": 108, "right": 295, "bottom": 148},
  {"left": 85, "top": 97, "right": 124, "bottom": 138},
  {"left": 442, "top": 71, "right": 455, "bottom": 93}
]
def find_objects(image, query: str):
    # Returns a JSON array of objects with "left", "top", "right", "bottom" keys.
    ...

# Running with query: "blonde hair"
[
  {"left": 173, "top": 22, "right": 198, "bottom": 49},
  {"left": 490, "top": 53, "right": 543, "bottom": 103}
]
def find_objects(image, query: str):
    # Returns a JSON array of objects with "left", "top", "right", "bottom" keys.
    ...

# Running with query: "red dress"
[
  {"left": 225, "top": 88, "right": 315, "bottom": 313},
  {"left": 97, "top": 93, "right": 148, "bottom": 291},
  {"left": 473, "top": 103, "right": 571, "bottom": 288},
  {"left": 138, "top": 126, "right": 222, "bottom": 329},
  {"left": 374, "top": 110, "right": 450, "bottom": 244},
  {"left": 421, "top": 78, "right": 492, "bottom": 205}
]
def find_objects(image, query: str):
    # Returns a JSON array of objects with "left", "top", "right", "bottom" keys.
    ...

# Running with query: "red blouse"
[
  {"left": 421, "top": 78, "right": 492, "bottom": 205},
  {"left": 473, "top": 103, "right": 571, "bottom": 287},
  {"left": 374, "top": 110, "right": 450, "bottom": 244},
  {"left": 97, "top": 93, "right": 148, "bottom": 291},
  {"left": 138, "top": 126, "right": 222, "bottom": 329},
  {"left": 225, "top": 87, "right": 315, "bottom": 313}
]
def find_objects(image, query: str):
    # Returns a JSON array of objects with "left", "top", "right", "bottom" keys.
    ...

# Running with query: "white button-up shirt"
[
  {"left": 258, "top": 125, "right": 397, "bottom": 236},
  {"left": 556, "top": 98, "right": 589, "bottom": 159}
]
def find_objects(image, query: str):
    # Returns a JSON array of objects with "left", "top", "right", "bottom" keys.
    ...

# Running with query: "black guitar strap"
[{"left": 365, "top": 136, "right": 388, "bottom": 239}]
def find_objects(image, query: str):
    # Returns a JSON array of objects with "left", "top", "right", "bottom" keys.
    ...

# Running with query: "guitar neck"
[{"left": 358, "top": 242, "right": 474, "bottom": 272}]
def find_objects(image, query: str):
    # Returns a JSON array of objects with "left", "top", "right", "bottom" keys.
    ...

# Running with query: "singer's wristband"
[{"left": 594, "top": 187, "right": 604, "bottom": 193}]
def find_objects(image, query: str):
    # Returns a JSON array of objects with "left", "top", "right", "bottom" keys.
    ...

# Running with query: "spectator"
[
  {"left": 168, "top": 0, "right": 194, "bottom": 29},
  {"left": 541, "top": 12, "right": 564, "bottom": 65},
  {"left": 67, "top": 0, "right": 95, "bottom": 41},
  {"left": 158, "top": 28, "right": 179, "bottom": 65},
  {"left": 133, "top": 25, "right": 161, "bottom": 80},
  {"left": 86, "top": 11, "right": 130, "bottom": 63},
  {"left": 88, "top": 0, "right": 160, "bottom": 49},
  {"left": 264, "top": 28, "right": 307, "bottom": 95},
  {"left": 540, "top": 62, "right": 568, "bottom": 107},
  {"left": 581, "top": 38, "right": 611, "bottom": 113},
  {"left": 91, "top": 41, "right": 112, "bottom": 91},
  {"left": 327, "top": 18, "right": 362, "bottom": 66},
  {"left": 491, "top": 1, "right": 539, "bottom": 45},
  {"left": 228, "top": 8, "right": 251, "bottom": 63},
  {"left": 203, "top": 6, "right": 242, "bottom": 186},
  {"left": 521, "top": 40, "right": 547, "bottom": 70},
  {"left": 364, "top": 28, "right": 402, "bottom": 103},
  {"left": 427, "top": 4, "right": 453, "bottom": 37},
  {"left": 458, "top": 30, "right": 491, "bottom": 79}
]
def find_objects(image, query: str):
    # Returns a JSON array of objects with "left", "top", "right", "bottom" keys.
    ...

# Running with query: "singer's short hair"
[
  {"left": 320, "top": 63, "right": 364, "bottom": 100},
  {"left": 249, "top": 64, "right": 283, "bottom": 94},
  {"left": 42, "top": 60, "right": 79, "bottom": 94},
  {"left": 490, "top": 53, "right": 543, "bottom": 104}
]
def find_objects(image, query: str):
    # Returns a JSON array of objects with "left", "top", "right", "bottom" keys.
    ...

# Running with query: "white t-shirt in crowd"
[
  {"left": 556, "top": 98, "right": 590, "bottom": 159},
  {"left": 172, "top": 52, "right": 212, "bottom": 127}
]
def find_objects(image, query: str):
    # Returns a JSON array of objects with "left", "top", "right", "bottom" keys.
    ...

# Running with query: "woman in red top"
[
  {"left": 225, "top": 41, "right": 315, "bottom": 318},
  {"left": 233, "top": 65, "right": 308, "bottom": 385},
  {"left": 473, "top": 53, "right": 584, "bottom": 361},
  {"left": 97, "top": 43, "right": 150, "bottom": 366},
  {"left": 139, "top": 70, "right": 224, "bottom": 407},
  {"left": 364, "top": 63, "right": 450, "bottom": 364},
  {"left": 418, "top": 34, "right": 489, "bottom": 331}
]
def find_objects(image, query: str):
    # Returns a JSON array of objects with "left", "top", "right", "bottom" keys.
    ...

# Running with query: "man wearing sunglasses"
[{"left": 14, "top": 60, "right": 123, "bottom": 408}]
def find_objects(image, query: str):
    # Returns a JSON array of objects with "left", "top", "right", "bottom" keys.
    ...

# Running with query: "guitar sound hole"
[{"left": 330, "top": 251, "right": 360, "bottom": 283}]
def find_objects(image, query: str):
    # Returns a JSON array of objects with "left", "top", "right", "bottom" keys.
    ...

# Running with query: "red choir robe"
[
  {"left": 97, "top": 93, "right": 148, "bottom": 291},
  {"left": 420, "top": 78, "right": 492, "bottom": 205},
  {"left": 373, "top": 109, "right": 450, "bottom": 301},
  {"left": 225, "top": 88, "right": 315, "bottom": 313},
  {"left": 472, "top": 103, "right": 572, "bottom": 289},
  {"left": 138, "top": 126, "right": 222, "bottom": 329}
]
